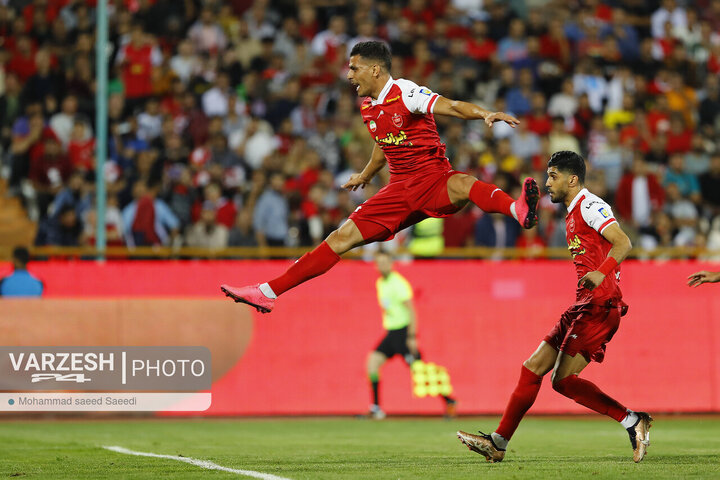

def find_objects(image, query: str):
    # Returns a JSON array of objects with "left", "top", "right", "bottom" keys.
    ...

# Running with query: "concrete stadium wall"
[{"left": 1, "top": 260, "right": 718, "bottom": 415}]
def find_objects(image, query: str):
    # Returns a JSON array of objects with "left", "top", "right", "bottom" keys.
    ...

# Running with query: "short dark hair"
[
  {"left": 349, "top": 41, "right": 392, "bottom": 71},
  {"left": 12, "top": 246, "right": 29, "bottom": 266},
  {"left": 548, "top": 151, "right": 586, "bottom": 183}
]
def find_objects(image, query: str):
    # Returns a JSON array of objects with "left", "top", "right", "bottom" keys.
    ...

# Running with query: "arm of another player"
[
  {"left": 342, "top": 144, "right": 387, "bottom": 191},
  {"left": 431, "top": 96, "right": 521, "bottom": 128},
  {"left": 687, "top": 270, "right": 720, "bottom": 287},
  {"left": 579, "top": 223, "right": 632, "bottom": 290}
]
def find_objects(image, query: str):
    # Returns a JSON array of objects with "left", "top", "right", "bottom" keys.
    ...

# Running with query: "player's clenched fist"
[
  {"left": 342, "top": 173, "right": 370, "bottom": 191},
  {"left": 578, "top": 271, "right": 606, "bottom": 290}
]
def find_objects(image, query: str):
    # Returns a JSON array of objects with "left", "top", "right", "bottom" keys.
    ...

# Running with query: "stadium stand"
[{"left": 0, "top": 0, "right": 719, "bottom": 258}]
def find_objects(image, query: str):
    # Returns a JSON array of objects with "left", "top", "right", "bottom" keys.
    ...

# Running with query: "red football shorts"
[
  {"left": 349, "top": 169, "right": 463, "bottom": 242},
  {"left": 544, "top": 302, "right": 626, "bottom": 363}
]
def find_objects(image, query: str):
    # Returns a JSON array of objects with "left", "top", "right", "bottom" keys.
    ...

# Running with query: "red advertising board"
[{"left": 1, "top": 260, "right": 718, "bottom": 414}]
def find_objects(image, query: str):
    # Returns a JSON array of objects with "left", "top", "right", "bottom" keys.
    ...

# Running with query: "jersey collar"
[
  {"left": 566, "top": 188, "right": 589, "bottom": 212},
  {"left": 371, "top": 77, "right": 394, "bottom": 106}
]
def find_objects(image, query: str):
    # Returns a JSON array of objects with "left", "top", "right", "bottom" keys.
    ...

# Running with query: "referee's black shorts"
[{"left": 374, "top": 326, "right": 411, "bottom": 358}]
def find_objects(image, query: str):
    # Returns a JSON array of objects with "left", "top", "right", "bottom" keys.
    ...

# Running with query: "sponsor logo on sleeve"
[
  {"left": 599, "top": 207, "right": 610, "bottom": 218},
  {"left": 419, "top": 88, "right": 432, "bottom": 96}
]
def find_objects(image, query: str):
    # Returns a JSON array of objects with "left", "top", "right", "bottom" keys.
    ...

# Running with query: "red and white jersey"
[
  {"left": 360, "top": 77, "right": 451, "bottom": 181},
  {"left": 565, "top": 188, "right": 623, "bottom": 304}
]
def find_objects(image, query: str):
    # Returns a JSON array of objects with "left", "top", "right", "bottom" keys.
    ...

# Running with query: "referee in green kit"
[{"left": 366, "top": 250, "right": 456, "bottom": 419}]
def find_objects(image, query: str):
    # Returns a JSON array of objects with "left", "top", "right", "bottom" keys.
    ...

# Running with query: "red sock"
[
  {"left": 496, "top": 365, "right": 543, "bottom": 440},
  {"left": 553, "top": 375, "right": 627, "bottom": 422},
  {"left": 469, "top": 181, "right": 514, "bottom": 217},
  {"left": 268, "top": 241, "right": 341, "bottom": 296}
]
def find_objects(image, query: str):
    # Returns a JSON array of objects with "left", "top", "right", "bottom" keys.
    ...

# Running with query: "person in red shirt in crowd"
[
  {"left": 465, "top": 20, "right": 496, "bottom": 63},
  {"left": 665, "top": 114, "right": 692, "bottom": 154},
  {"left": 653, "top": 21, "right": 679, "bottom": 60},
  {"left": 614, "top": 154, "right": 665, "bottom": 227},
  {"left": 115, "top": 24, "right": 162, "bottom": 111},
  {"left": 402, "top": 0, "right": 436, "bottom": 34},
  {"left": 403, "top": 39, "right": 435, "bottom": 86},
  {"left": 539, "top": 18, "right": 571, "bottom": 69},
  {"left": 524, "top": 92, "right": 553, "bottom": 136},
  {"left": 6, "top": 35, "right": 37, "bottom": 82},
  {"left": 571, "top": 94, "right": 594, "bottom": 138},
  {"left": 29, "top": 132, "right": 72, "bottom": 217},
  {"left": 190, "top": 183, "right": 236, "bottom": 230},
  {"left": 67, "top": 121, "right": 95, "bottom": 172},
  {"left": 297, "top": 4, "right": 319, "bottom": 42},
  {"left": 619, "top": 108, "right": 651, "bottom": 154},
  {"left": 645, "top": 94, "right": 672, "bottom": 136},
  {"left": 22, "top": 0, "right": 60, "bottom": 31}
]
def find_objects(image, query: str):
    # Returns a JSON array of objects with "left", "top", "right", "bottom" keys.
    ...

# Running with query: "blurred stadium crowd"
[{"left": 1, "top": 0, "right": 720, "bottom": 254}]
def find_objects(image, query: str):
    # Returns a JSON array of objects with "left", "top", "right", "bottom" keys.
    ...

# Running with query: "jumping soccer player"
[
  {"left": 221, "top": 41, "right": 539, "bottom": 312},
  {"left": 367, "top": 250, "right": 456, "bottom": 419},
  {"left": 457, "top": 151, "right": 652, "bottom": 463}
]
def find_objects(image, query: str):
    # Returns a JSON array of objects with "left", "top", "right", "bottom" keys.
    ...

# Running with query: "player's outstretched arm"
[
  {"left": 687, "top": 270, "right": 720, "bottom": 287},
  {"left": 342, "top": 144, "right": 387, "bottom": 191},
  {"left": 579, "top": 223, "right": 632, "bottom": 291},
  {"left": 431, "top": 96, "right": 520, "bottom": 128}
]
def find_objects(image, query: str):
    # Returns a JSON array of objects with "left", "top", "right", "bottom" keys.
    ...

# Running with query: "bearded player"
[
  {"left": 220, "top": 41, "right": 539, "bottom": 312},
  {"left": 457, "top": 151, "right": 652, "bottom": 463}
]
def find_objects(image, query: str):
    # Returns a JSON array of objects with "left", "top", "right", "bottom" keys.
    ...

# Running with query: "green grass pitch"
[{"left": 1, "top": 416, "right": 718, "bottom": 479}]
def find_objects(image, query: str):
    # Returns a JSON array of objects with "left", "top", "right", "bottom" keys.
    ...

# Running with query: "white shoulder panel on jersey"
[
  {"left": 395, "top": 78, "right": 439, "bottom": 115},
  {"left": 580, "top": 193, "right": 617, "bottom": 234}
]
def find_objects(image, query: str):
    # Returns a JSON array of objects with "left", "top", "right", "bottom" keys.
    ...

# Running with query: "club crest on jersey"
[
  {"left": 392, "top": 113, "right": 403, "bottom": 128},
  {"left": 369, "top": 120, "right": 377, "bottom": 132}
]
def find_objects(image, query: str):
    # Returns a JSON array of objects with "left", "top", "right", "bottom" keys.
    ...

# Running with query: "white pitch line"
[{"left": 102, "top": 445, "right": 292, "bottom": 480}]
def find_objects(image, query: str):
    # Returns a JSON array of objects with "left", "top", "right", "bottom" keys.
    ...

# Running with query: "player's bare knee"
[
  {"left": 523, "top": 355, "right": 551, "bottom": 376},
  {"left": 522, "top": 358, "right": 537, "bottom": 373},
  {"left": 327, "top": 228, "right": 354, "bottom": 253},
  {"left": 453, "top": 175, "right": 476, "bottom": 200}
]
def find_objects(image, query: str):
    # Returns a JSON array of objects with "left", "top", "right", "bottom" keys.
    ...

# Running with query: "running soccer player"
[
  {"left": 457, "top": 151, "right": 652, "bottom": 463},
  {"left": 687, "top": 270, "right": 720, "bottom": 286},
  {"left": 367, "top": 250, "right": 456, "bottom": 419},
  {"left": 221, "top": 41, "right": 539, "bottom": 312}
]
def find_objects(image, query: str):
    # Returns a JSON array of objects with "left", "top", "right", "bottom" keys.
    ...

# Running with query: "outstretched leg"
[
  {"left": 446, "top": 174, "right": 539, "bottom": 228},
  {"left": 221, "top": 219, "right": 376, "bottom": 312}
]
